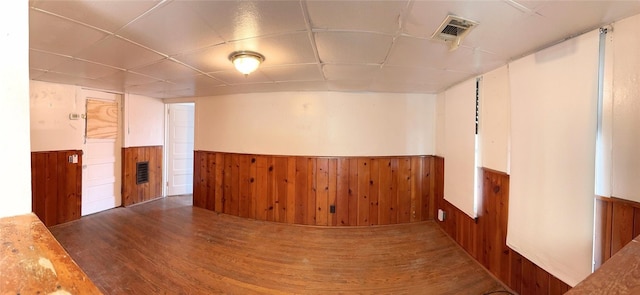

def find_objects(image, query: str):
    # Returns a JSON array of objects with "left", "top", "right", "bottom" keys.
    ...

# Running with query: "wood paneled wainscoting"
[
  {"left": 31, "top": 150, "right": 82, "bottom": 226},
  {"left": 433, "top": 157, "right": 572, "bottom": 294},
  {"left": 122, "top": 146, "right": 163, "bottom": 206},
  {"left": 595, "top": 196, "right": 640, "bottom": 269},
  {"left": 193, "top": 151, "right": 435, "bottom": 226}
]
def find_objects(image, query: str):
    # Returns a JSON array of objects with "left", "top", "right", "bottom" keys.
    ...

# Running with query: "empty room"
[{"left": 3, "top": 0, "right": 640, "bottom": 294}]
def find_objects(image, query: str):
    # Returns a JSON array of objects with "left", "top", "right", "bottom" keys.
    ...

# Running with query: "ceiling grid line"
[{"left": 28, "top": 0, "right": 640, "bottom": 98}]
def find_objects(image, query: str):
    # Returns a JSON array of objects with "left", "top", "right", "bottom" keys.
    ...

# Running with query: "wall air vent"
[
  {"left": 431, "top": 15, "right": 479, "bottom": 51},
  {"left": 136, "top": 161, "right": 149, "bottom": 185}
]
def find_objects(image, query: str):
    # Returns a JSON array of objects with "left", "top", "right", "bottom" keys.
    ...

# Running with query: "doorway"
[
  {"left": 165, "top": 103, "right": 195, "bottom": 196},
  {"left": 82, "top": 89, "right": 122, "bottom": 216}
]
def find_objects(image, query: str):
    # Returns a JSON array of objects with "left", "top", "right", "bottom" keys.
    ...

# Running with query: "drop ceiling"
[{"left": 29, "top": 0, "right": 640, "bottom": 99}]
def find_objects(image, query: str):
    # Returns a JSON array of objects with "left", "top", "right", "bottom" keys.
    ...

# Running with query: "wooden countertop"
[
  {"left": 567, "top": 236, "right": 640, "bottom": 294},
  {"left": 0, "top": 213, "right": 101, "bottom": 294}
]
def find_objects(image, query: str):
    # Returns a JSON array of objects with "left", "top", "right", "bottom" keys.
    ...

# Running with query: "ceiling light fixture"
[{"left": 229, "top": 51, "right": 265, "bottom": 76}]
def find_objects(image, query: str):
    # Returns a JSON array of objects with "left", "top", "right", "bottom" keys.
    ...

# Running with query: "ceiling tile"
[
  {"left": 327, "top": 80, "right": 372, "bottom": 92},
  {"left": 307, "top": 1, "right": 406, "bottom": 34},
  {"left": 80, "top": 79, "right": 125, "bottom": 93},
  {"left": 125, "top": 81, "right": 176, "bottom": 95},
  {"left": 31, "top": 0, "right": 161, "bottom": 32},
  {"left": 30, "top": 69, "right": 47, "bottom": 80},
  {"left": 29, "top": 9, "right": 109, "bottom": 56},
  {"left": 323, "top": 64, "right": 380, "bottom": 81},
  {"left": 98, "top": 71, "right": 161, "bottom": 87},
  {"left": 230, "top": 32, "right": 318, "bottom": 66},
  {"left": 176, "top": 32, "right": 316, "bottom": 73},
  {"left": 50, "top": 59, "right": 121, "bottom": 79},
  {"left": 375, "top": 66, "right": 474, "bottom": 90},
  {"left": 387, "top": 36, "right": 496, "bottom": 73},
  {"left": 375, "top": 66, "right": 441, "bottom": 85},
  {"left": 132, "top": 59, "right": 201, "bottom": 81},
  {"left": 210, "top": 70, "right": 273, "bottom": 85},
  {"left": 535, "top": 1, "right": 640, "bottom": 36},
  {"left": 75, "top": 36, "right": 164, "bottom": 69},
  {"left": 192, "top": 85, "right": 227, "bottom": 97},
  {"left": 175, "top": 43, "right": 234, "bottom": 73},
  {"left": 29, "top": 50, "right": 73, "bottom": 71},
  {"left": 189, "top": 0, "right": 307, "bottom": 41},
  {"left": 512, "top": 0, "right": 557, "bottom": 12},
  {"left": 29, "top": 0, "right": 640, "bottom": 96},
  {"left": 483, "top": 13, "right": 568, "bottom": 60},
  {"left": 160, "top": 88, "right": 199, "bottom": 99},
  {"left": 261, "top": 64, "right": 323, "bottom": 82},
  {"left": 404, "top": 1, "right": 523, "bottom": 39},
  {"left": 118, "top": 1, "right": 224, "bottom": 56},
  {"left": 169, "top": 74, "right": 225, "bottom": 90},
  {"left": 276, "top": 81, "right": 329, "bottom": 92},
  {"left": 36, "top": 71, "right": 96, "bottom": 87},
  {"left": 403, "top": 1, "right": 528, "bottom": 58},
  {"left": 315, "top": 32, "right": 393, "bottom": 64},
  {"left": 205, "top": 83, "right": 282, "bottom": 96},
  {"left": 369, "top": 80, "right": 437, "bottom": 94}
]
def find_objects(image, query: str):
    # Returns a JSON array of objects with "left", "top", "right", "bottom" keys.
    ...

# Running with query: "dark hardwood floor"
[{"left": 50, "top": 195, "right": 507, "bottom": 294}]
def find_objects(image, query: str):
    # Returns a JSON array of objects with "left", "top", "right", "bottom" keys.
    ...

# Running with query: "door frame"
[
  {"left": 163, "top": 102, "right": 196, "bottom": 197},
  {"left": 81, "top": 88, "right": 123, "bottom": 215}
]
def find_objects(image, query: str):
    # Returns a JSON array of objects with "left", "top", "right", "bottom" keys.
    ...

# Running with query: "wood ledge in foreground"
[
  {"left": 568, "top": 236, "right": 640, "bottom": 294},
  {"left": 0, "top": 213, "right": 101, "bottom": 294}
]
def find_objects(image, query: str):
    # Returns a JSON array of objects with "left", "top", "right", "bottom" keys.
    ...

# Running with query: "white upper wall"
[
  {"left": 30, "top": 81, "right": 84, "bottom": 151},
  {"left": 123, "top": 93, "right": 164, "bottom": 147},
  {"left": 194, "top": 91, "right": 436, "bottom": 156},
  {"left": 0, "top": 0, "right": 31, "bottom": 218},
  {"left": 30, "top": 81, "right": 163, "bottom": 151}
]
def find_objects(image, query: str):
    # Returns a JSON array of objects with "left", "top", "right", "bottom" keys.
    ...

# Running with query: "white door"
[
  {"left": 166, "top": 103, "right": 194, "bottom": 196},
  {"left": 82, "top": 90, "right": 121, "bottom": 216}
]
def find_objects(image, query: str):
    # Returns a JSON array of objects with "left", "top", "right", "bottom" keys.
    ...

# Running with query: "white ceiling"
[{"left": 29, "top": 0, "right": 640, "bottom": 99}]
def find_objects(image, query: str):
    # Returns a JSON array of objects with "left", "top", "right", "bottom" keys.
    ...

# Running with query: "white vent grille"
[{"left": 431, "top": 15, "right": 478, "bottom": 51}]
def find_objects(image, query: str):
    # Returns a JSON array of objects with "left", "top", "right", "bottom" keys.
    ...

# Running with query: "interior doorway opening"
[{"left": 164, "top": 103, "right": 195, "bottom": 197}]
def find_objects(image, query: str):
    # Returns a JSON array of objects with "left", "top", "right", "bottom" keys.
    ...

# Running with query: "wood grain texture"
[
  {"left": 433, "top": 158, "right": 571, "bottom": 294},
  {"left": 50, "top": 195, "right": 506, "bottom": 294},
  {"left": 86, "top": 99, "right": 118, "bottom": 139},
  {"left": 193, "top": 151, "right": 434, "bottom": 226},
  {"left": 595, "top": 196, "right": 640, "bottom": 268},
  {"left": 31, "top": 150, "right": 82, "bottom": 226},
  {"left": 567, "top": 237, "right": 640, "bottom": 294},
  {"left": 121, "top": 146, "right": 163, "bottom": 206},
  {"left": 612, "top": 201, "right": 635, "bottom": 255},
  {"left": 0, "top": 213, "right": 101, "bottom": 294}
]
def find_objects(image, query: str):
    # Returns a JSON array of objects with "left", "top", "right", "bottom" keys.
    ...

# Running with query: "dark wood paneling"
[
  {"left": 369, "top": 159, "right": 379, "bottom": 226},
  {"left": 193, "top": 151, "right": 434, "bottom": 226},
  {"left": 357, "top": 158, "right": 370, "bottom": 226},
  {"left": 121, "top": 146, "right": 163, "bottom": 206},
  {"left": 31, "top": 150, "right": 83, "bottom": 226},
  {"left": 611, "top": 201, "right": 635, "bottom": 254},
  {"left": 336, "top": 158, "right": 349, "bottom": 226},
  {"left": 595, "top": 196, "right": 640, "bottom": 268},
  {"left": 316, "top": 158, "right": 329, "bottom": 226},
  {"left": 433, "top": 157, "right": 571, "bottom": 294}
]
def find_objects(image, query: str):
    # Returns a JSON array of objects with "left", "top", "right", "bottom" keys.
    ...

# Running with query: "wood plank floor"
[{"left": 49, "top": 195, "right": 507, "bottom": 294}]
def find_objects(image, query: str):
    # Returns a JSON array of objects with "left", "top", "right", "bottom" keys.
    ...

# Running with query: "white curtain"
[
  {"left": 443, "top": 78, "right": 477, "bottom": 218},
  {"left": 507, "top": 30, "right": 599, "bottom": 286},
  {"left": 479, "top": 65, "right": 510, "bottom": 173}
]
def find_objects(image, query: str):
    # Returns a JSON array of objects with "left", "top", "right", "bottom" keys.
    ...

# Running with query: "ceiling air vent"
[{"left": 431, "top": 15, "right": 478, "bottom": 51}]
